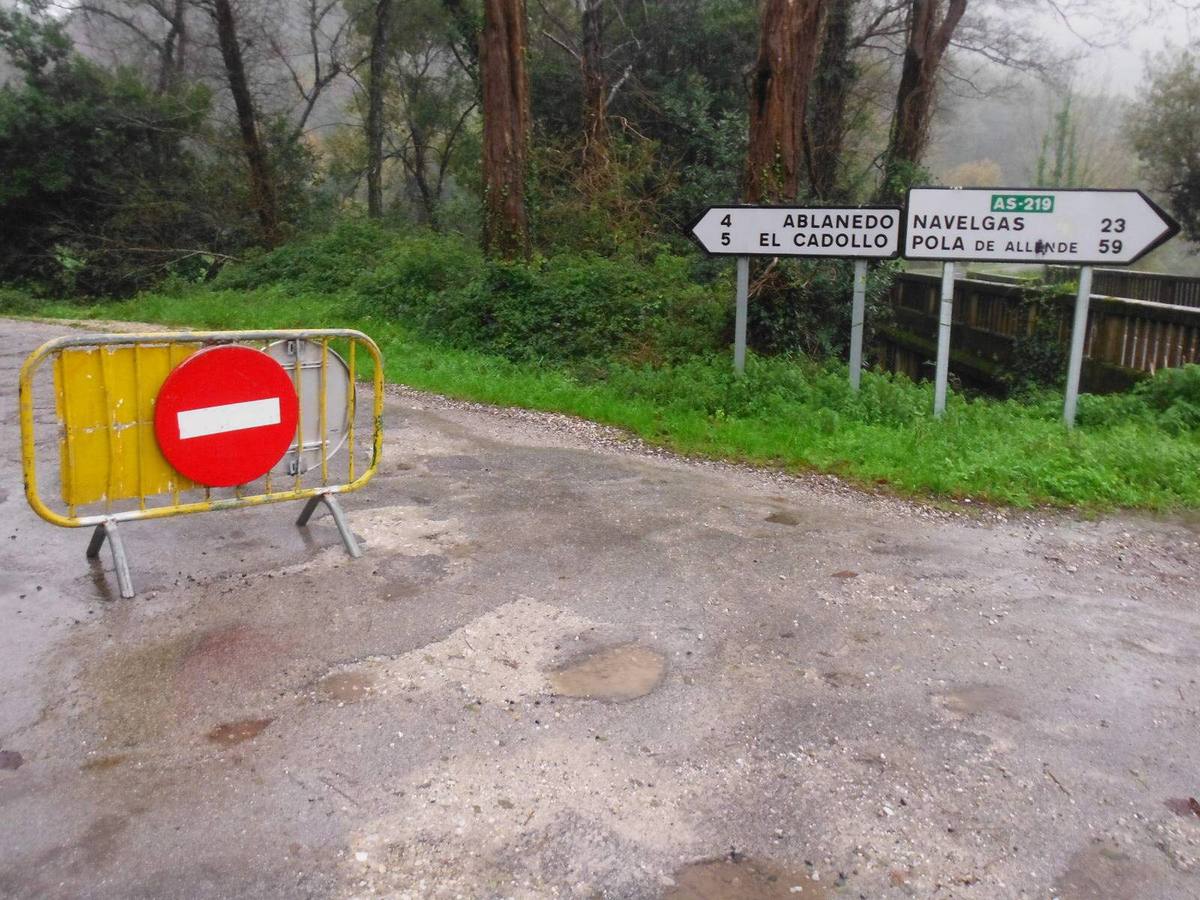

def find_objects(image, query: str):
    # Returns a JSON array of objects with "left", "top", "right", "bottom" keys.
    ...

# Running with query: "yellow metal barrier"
[{"left": 19, "top": 329, "right": 384, "bottom": 598}]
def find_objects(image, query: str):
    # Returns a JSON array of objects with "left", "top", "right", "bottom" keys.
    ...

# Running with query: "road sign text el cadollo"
[
  {"left": 904, "top": 188, "right": 1180, "bottom": 265},
  {"left": 691, "top": 206, "right": 902, "bottom": 258}
]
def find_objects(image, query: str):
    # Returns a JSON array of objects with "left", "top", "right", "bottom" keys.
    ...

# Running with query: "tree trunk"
[
  {"left": 743, "top": 0, "right": 827, "bottom": 204},
  {"left": 480, "top": 0, "right": 530, "bottom": 259},
  {"left": 366, "top": 0, "right": 393, "bottom": 219},
  {"left": 808, "top": 0, "right": 855, "bottom": 201},
  {"left": 156, "top": 0, "right": 187, "bottom": 93},
  {"left": 878, "top": 0, "right": 967, "bottom": 202},
  {"left": 580, "top": 0, "right": 608, "bottom": 175},
  {"left": 212, "top": 0, "right": 278, "bottom": 245}
]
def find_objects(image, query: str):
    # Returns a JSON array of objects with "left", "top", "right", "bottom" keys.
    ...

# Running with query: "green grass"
[{"left": 9, "top": 280, "right": 1200, "bottom": 511}]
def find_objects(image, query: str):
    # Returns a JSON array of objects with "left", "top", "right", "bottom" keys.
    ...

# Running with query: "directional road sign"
[
  {"left": 154, "top": 345, "right": 300, "bottom": 487},
  {"left": 904, "top": 187, "right": 1180, "bottom": 265},
  {"left": 691, "top": 206, "right": 902, "bottom": 258}
]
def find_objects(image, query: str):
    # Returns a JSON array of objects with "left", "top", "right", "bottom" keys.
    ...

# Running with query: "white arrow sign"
[
  {"left": 904, "top": 187, "right": 1180, "bottom": 265},
  {"left": 691, "top": 206, "right": 902, "bottom": 258}
]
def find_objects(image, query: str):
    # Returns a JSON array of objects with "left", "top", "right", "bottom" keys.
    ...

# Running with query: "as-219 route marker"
[
  {"left": 691, "top": 206, "right": 902, "bottom": 384},
  {"left": 904, "top": 187, "right": 1181, "bottom": 424}
]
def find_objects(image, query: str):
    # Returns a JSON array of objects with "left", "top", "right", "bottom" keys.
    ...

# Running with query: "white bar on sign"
[{"left": 177, "top": 397, "right": 281, "bottom": 439}]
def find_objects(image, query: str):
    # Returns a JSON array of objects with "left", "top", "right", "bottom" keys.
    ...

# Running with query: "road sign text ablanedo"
[{"left": 691, "top": 206, "right": 902, "bottom": 258}]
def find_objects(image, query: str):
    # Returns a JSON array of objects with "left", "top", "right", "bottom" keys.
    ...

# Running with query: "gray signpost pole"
[
  {"left": 849, "top": 259, "right": 868, "bottom": 390},
  {"left": 734, "top": 256, "right": 749, "bottom": 374},
  {"left": 933, "top": 262, "right": 955, "bottom": 417},
  {"left": 1062, "top": 265, "right": 1094, "bottom": 427}
]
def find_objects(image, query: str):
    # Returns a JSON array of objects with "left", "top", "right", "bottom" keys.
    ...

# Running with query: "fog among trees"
[{"left": 1, "top": 0, "right": 1197, "bottom": 292}]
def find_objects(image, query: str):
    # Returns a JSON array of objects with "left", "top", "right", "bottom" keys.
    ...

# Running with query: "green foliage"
[
  {"left": 748, "top": 259, "right": 897, "bottom": 360},
  {"left": 1035, "top": 92, "right": 1082, "bottom": 188},
  {"left": 1130, "top": 50, "right": 1200, "bottom": 243},
  {"left": 1131, "top": 364, "right": 1200, "bottom": 434},
  {"left": 201, "top": 223, "right": 726, "bottom": 364},
  {"left": 528, "top": 0, "right": 756, "bottom": 239},
  {"left": 0, "top": 2, "right": 326, "bottom": 295},
  {"left": 1001, "top": 281, "right": 1073, "bottom": 393},
  {"left": 214, "top": 219, "right": 397, "bottom": 294},
  {"left": 351, "top": 231, "right": 483, "bottom": 317},
  {"left": 361, "top": 242, "right": 726, "bottom": 363},
  {"left": 530, "top": 135, "right": 666, "bottom": 257}
]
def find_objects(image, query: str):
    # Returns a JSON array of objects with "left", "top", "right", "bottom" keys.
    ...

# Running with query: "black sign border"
[
  {"left": 688, "top": 204, "right": 905, "bottom": 260},
  {"left": 902, "top": 186, "right": 1182, "bottom": 266}
]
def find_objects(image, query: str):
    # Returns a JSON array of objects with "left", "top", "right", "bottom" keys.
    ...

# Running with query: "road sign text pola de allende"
[{"left": 691, "top": 206, "right": 902, "bottom": 258}]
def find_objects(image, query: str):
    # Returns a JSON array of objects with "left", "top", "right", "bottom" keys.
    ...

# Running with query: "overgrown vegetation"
[{"left": 6, "top": 225, "right": 1198, "bottom": 511}]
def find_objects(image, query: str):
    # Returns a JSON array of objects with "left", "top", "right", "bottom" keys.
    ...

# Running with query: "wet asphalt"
[{"left": 1, "top": 318, "right": 1199, "bottom": 899}]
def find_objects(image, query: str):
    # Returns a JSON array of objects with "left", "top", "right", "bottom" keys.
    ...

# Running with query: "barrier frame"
[{"left": 19, "top": 328, "right": 384, "bottom": 598}]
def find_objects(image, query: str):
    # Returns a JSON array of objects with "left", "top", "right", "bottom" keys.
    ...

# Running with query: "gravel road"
[{"left": 1, "top": 318, "right": 1198, "bottom": 899}]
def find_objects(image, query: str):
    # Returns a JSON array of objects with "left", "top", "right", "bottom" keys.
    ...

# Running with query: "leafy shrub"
[
  {"left": 214, "top": 219, "right": 396, "bottom": 294},
  {"left": 1000, "top": 282, "right": 1073, "bottom": 393},
  {"left": 747, "top": 258, "right": 896, "bottom": 360},
  {"left": 401, "top": 249, "right": 727, "bottom": 364},
  {"left": 1132, "top": 364, "right": 1200, "bottom": 433},
  {"left": 351, "top": 232, "right": 482, "bottom": 319}
]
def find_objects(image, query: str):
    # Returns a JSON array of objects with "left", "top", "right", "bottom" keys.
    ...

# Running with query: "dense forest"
[{"left": 2, "top": 0, "right": 1197, "bottom": 297}]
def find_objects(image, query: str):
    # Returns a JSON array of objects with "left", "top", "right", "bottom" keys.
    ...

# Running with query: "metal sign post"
[
  {"left": 849, "top": 259, "right": 868, "bottom": 390},
  {"left": 934, "top": 262, "right": 955, "bottom": 417},
  {"left": 905, "top": 187, "right": 1180, "bottom": 418},
  {"left": 691, "top": 205, "right": 901, "bottom": 379},
  {"left": 1063, "top": 266, "right": 1094, "bottom": 427},
  {"left": 734, "top": 256, "right": 749, "bottom": 374}
]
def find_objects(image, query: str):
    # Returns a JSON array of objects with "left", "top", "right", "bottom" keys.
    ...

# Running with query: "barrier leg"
[
  {"left": 86, "top": 520, "right": 134, "bottom": 599},
  {"left": 86, "top": 523, "right": 108, "bottom": 559},
  {"left": 297, "top": 494, "right": 362, "bottom": 559},
  {"left": 296, "top": 495, "right": 322, "bottom": 527}
]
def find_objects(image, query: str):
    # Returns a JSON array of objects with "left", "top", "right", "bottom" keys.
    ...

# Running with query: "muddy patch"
[
  {"left": 424, "top": 455, "right": 486, "bottom": 475},
  {"left": 666, "top": 856, "right": 827, "bottom": 899},
  {"left": 0, "top": 750, "right": 23, "bottom": 770},
  {"left": 316, "top": 671, "right": 376, "bottom": 703},
  {"left": 90, "top": 634, "right": 196, "bottom": 745},
  {"left": 1052, "top": 845, "right": 1160, "bottom": 899},
  {"left": 831, "top": 570, "right": 858, "bottom": 579},
  {"left": 765, "top": 511, "right": 802, "bottom": 527},
  {"left": 1164, "top": 797, "right": 1200, "bottom": 820},
  {"left": 820, "top": 671, "right": 864, "bottom": 690},
  {"left": 548, "top": 644, "right": 665, "bottom": 701},
  {"left": 81, "top": 754, "right": 128, "bottom": 773},
  {"left": 206, "top": 718, "right": 273, "bottom": 747},
  {"left": 934, "top": 684, "right": 1023, "bottom": 720}
]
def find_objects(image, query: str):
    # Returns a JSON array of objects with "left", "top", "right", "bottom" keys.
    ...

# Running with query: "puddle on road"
[
  {"left": 548, "top": 644, "right": 665, "bottom": 701},
  {"left": 1052, "top": 845, "right": 1158, "bottom": 900},
  {"left": 666, "top": 857, "right": 827, "bottom": 899},
  {"left": 934, "top": 685, "right": 1023, "bottom": 720},
  {"left": 207, "top": 718, "right": 273, "bottom": 747},
  {"left": 0, "top": 750, "right": 23, "bottom": 770},
  {"left": 317, "top": 671, "right": 376, "bottom": 702},
  {"left": 765, "top": 511, "right": 801, "bottom": 526}
]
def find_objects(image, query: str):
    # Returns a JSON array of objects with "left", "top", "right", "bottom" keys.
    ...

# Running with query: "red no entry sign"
[{"left": 154, "top": 346, "right": 300, "bottom": 487}]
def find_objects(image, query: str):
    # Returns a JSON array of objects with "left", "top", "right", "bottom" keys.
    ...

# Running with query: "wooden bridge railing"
[
  {"left": 882, "top": 272, "right": 1200, "bottom": 391},
  {"left": 1045, "top": 266, "right": 1200, "bottom": 309}
]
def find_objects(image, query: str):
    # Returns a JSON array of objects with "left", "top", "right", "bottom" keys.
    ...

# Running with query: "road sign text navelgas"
[{"left": 691, "top": 206, "right": 902, "bottom": 258}]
